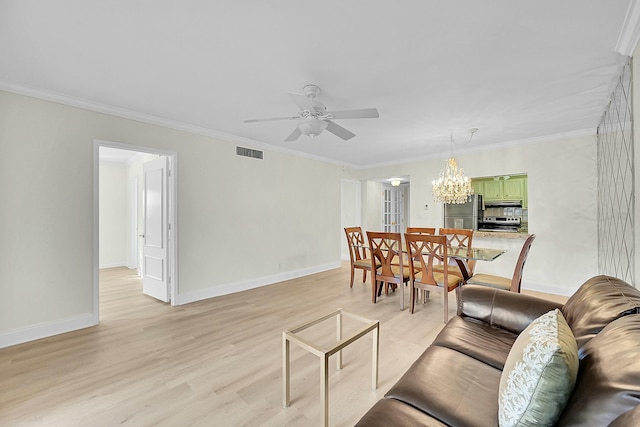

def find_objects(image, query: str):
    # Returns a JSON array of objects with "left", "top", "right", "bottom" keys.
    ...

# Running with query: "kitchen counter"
[{"left": 473, "top": 231, "right": 531, "bottom": 239}]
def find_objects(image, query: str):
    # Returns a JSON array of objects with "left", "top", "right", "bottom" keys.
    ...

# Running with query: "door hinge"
[{"left": 168, "top": 223, "right": 172, "bottom": 230}]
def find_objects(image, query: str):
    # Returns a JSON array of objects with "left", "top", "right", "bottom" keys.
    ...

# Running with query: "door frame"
[
  {"left": 130, "top": 175, "right": 140, "bottom": 275},
  {"left": 93, "top": 139, "right": 179, "bottom": 320}
]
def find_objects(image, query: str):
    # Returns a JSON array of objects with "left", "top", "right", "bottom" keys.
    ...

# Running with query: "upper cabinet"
[
  {"left": 471, "top": 180, "right": 484, "bottom": 196},
  {"left": 472, "top": 175, "right": 528, "bottom": 208},
  {"left": 483, "top": 180, "right": 503, "bottom": 200},
  {"left": 503, "top": 177, "right": 525, "bottom": 199}
]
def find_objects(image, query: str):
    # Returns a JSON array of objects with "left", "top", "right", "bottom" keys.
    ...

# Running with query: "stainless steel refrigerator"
[{"left": 443, "top": 194, "right": 483, "bottom": 230}]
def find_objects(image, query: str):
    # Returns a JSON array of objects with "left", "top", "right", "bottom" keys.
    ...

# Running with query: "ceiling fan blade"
[
  {"left": 327, "top": 108, "right": 379, "bottom": 119},
  {"left": 288, "top": 92, "right": 314, "bottom": 111},
  {"left": 244, "top": 116, "right": 298, "bottom": 123},
  {"left": 285, "top": 127, "right": 302, "bottom": 141},
  {"left": 325, "top": 120, "right": 356, "bottom": 140}
]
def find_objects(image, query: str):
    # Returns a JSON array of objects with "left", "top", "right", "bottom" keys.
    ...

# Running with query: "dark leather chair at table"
[
  {"left": 405, "top": 233, "right": 464, "bottom": 322},
  {"left": 466, "top": 234, "right": 536, "bottom": 293},
  {"left": 366, "top": 231, "right": 410, "bottom": 306},
  {"left": 344, "top": 227, "right": 378, "bottom": 288},
  {"left": 405, "top": 227, "right": 436, "bottom": 235},
  {"left": 435, "top": 228, "right": 475, "bottom": 279}
]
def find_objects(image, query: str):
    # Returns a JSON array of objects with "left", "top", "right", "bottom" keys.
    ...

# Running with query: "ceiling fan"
[{"left": 244, "top": 84, "right": 379, "bottom": 141}]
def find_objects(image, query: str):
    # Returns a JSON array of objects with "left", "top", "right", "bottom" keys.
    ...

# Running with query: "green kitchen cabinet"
[
  {"left": 483, "top": 180, "right": 503, "bottom": 200},
  {"left": 471, "top": 180, "right": 484, "bottom": 196},
  {"left": 471, "top": 175, "right": 528, "bottom": 207},
  {"left": 503, "top": 178, "right": 524, "bottom": 199}
]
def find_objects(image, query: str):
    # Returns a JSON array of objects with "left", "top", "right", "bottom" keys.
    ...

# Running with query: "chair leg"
[
  {"left": 443, "top": 289, "right": 448, "bottom": 323},
  {"left": 349, "top": 266, "right": 355, "bottom": 288},
  {"left": 371, "top": 278, "right": 377, "bottom": 303},
  {"left": 410, "top": 284, "right": 416, "bottom": 314},
  {"left": 362, "top": 270, "right": 367, "bottom": 283}
]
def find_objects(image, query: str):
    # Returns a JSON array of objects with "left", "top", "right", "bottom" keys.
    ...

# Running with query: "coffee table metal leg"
[
  {"left": 372, "top": 324, "right": 379, "bottom": 389},
  {"left": 282, "top": 332, "right": 290, "bottom": 407},
  {"left": 321, "top": 354, "right": 329, "bottom": 427}
]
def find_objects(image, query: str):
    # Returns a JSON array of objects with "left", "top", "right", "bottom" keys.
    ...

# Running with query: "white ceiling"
[{"left": 0, "top": 1, "right": 635, "bottom": 167}]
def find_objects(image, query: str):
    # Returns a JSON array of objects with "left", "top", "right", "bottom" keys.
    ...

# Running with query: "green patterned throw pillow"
[{"left": 498, "top": 309, "right": 578, "bottom": 427}]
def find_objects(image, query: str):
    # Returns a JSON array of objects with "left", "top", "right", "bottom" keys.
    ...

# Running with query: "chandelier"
[{"left": 432, "top": 129, "right": 477, "bottom": 204}]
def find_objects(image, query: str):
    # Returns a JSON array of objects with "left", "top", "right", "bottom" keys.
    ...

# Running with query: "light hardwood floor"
[{"left": 0, "top": 264, "right": 567, "bottom": 426}]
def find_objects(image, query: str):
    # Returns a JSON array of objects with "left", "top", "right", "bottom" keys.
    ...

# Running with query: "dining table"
[
  {"left": 448, "top": 245, "right": 506, "bottom": 283},
  {"left": 354, "top": 241, "right": 507, "bottom": 310}
]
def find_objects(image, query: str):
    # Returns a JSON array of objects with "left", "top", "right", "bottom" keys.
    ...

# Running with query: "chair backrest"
[
  {"left": 438, "top": 228, "right": 475, "bottom": 272},
  {"left": 438, "top": 228, "right": 473, "bottom": 247},
  {"left": 406, "top": 227, "right": 437, "bottom": 235},
  {"left": 510, "top": 234, "right": 536, "bottom": 292},
  {"left": 367, "top": 231, "right": 403, "bottom": 281},
  {"left": 405, "top": 233, "right": 448, "bottom": 286},
  {"left": 344, "top": 227, "right": 368, "bottom": 262}
]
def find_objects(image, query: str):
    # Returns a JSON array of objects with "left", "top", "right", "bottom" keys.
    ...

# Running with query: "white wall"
[
  {"left": 340, "top": 179, "right": 360, "bottom": 260},
  {"left": 0, "top": 90, "right": 343, "bottom": 346},
  {"left": 99, "top": 163, "right": 128, "bottom": 268},
  {"left": 355, "top": 133, "right": 598, "bottom": 296}
]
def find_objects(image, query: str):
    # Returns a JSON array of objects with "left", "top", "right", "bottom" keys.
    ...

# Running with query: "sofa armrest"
[{"left": 458, "top": 285, "right": 564, "bottom": 334}]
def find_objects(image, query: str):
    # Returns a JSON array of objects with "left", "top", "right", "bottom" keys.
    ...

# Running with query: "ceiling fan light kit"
[
  {"left": 244, "top": 85, "right": 379, "bottom": 141},
  {"left": 298, "top": 118, "right": 328, "bottom": 138}
]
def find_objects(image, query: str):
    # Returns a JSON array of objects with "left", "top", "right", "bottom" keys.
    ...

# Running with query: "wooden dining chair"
[
  {"left": 366, "top": 231, "right": 410, "bottom": 305},
  {"left": 406, "top": 227, "right": 437, "bottom": 235},
  {"left": 467, "top": 234, "right": 536, "bottom": 293},
  {"left": 344, "top": 227, "right": 377, "bottom": 288},
  {"left": 435, "top": 228, "right": 475, "bottom": 279},
  {"left": 405, "top": 233, "right": 464, "bottom": 322}
]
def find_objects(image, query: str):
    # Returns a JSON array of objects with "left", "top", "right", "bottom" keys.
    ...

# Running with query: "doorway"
[
  {"left": 93, "top": 140, "right": 179, "bottom": 320},
  {"left": 382, "top": 185, "right": 405, "bottom": 232}
]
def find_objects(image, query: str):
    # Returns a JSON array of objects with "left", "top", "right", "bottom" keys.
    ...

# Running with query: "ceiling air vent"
[{"left": 236, "top": 146, "right": 263, "bottom": 159}]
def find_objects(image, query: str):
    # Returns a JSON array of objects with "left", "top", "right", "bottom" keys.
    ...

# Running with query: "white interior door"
[
  {"left": 382, "top": 186, "right": 404, "bottom": 233},
  {"left": 142, "top": 157, "right": 170, "bottom": 302}
]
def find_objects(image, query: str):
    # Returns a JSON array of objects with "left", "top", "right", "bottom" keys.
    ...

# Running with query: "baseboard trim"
[
  {"left": 0, "top": 313, "right": 98, "bottom": 349},
  {"left": 175, "top": 262, "right": 341, "bottom": 305}
]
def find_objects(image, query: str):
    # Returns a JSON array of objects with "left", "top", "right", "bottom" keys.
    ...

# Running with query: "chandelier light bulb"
[{"left": 432, "top": 157, "right": 473, "bottom": 204}]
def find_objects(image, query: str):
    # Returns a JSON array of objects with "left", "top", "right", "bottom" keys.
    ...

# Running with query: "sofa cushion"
[
  {"left": 432, "top": 316, "right": 518, "bottom": 370},
  {"left": 555, "top": 314, "right": 640, "bottom": 426},
  {"left": 354, "top": 398, "right": 448, "bottom": 427},
  {"left": 459, "top": 285, "right": 564, "bottom": 335},
  {"left": 608, "top": 405, "right": 640, "bottom": 427},
  {"left": 562, "top": 275, "right": 640, "bottom": 351},
  {"left": 498, "top": 309, "right": 578, "bottom": 427},
  {"left": 386, "top": 345, "right": 501, "bottom": 427}
]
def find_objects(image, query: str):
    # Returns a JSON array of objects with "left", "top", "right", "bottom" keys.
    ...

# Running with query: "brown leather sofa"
[{"left": 355, "top": 276, "right": 640, "bottom": 426}]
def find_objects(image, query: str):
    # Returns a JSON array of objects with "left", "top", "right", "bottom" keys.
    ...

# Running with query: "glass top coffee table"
[{"left": 282, "top": 308, "right": 379, "bottom": 427}]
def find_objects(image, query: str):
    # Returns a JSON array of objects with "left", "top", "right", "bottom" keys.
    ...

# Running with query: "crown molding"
[
  {"left": 616, "top": 0, "right": 640, "bottom": 56},
  {"left": 0, "top": 82, "right": 596, "bottom": 171},
  {"left": 0, "top": 81, "right": 359, "bottom": 169},
  {"left": 356, "top": 128, "right": 596, "bottom": 170}
]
